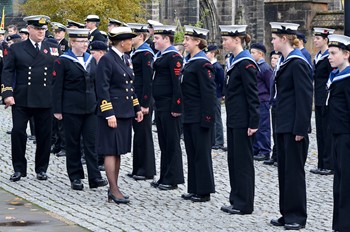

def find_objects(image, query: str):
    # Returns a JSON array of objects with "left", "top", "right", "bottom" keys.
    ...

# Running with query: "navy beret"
[
  {"left": 250, "top": 43, "right": 266, "bottom": 54},
  {"left": 296, "top": 32, "right": 307, "bottom": 43},
  {"left": 205, "top": 44, "right": 219, "bottom": 52},
  {"left": 89, "top": 41, "right": 108, "bottom": 51},
  {"left": 6, "top": 34, "right": 21, "bottom": 41},
  {"left": 270, "top": 50, "right": 282, "bottom": 57}
]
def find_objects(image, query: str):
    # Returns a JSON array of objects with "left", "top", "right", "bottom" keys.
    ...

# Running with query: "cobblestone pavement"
[{"left": 0, "top": 106, "right": 333, "bottom": 232}]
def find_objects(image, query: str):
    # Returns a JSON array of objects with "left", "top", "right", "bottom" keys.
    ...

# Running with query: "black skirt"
[{"left": 96, "top": 116, "right": 132, "bottom": 155}]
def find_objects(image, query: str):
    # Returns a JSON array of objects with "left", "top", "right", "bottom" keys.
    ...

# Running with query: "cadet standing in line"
[
  {"left": 150, "top": 25, "right": 184, "bottom": 191},
  {"left": 1, "top": 15, "right": 60, "bottom": 182},
  {"left": 180, "top": 25, "right": 216, "bottom": 202},
  {"left": 52, "top": 28, "right": 107, "bottom": 191},
  {"left": 127, "top": 23, "right": 156, "bottom": 181},
  {"left": 269, "top": 22, "right": 313, "bottom": 230},
  {"left": 327, "top": 34, "right": 350, "bottom": 232},
  {"left": 250, "top": 43, "right": 273, "bottom": 161},
  {"left": 219, "top": 25, "right": 259, "bottom": 215},
  {"left": 205, "top": 45, "right": 226, "bottom": 151},
  {"left": 95, "top": 27, "right": 143, "bottom": 204},
  {"left": 310, "top": 28, "right": 335, "bottom": 175}
]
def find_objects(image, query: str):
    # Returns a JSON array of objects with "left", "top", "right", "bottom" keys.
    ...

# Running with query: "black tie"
[
  {"left": 35, "top": 43, "right": 39, "bottom": 52},
  {"left": 122, "top": 55, "right": 129, "bottom": 66}
]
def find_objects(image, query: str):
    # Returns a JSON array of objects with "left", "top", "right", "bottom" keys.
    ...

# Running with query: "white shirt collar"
[
  {"left": 111, "top": 46, "right": 124, "bottom": 59},
  {"left": 29, "top": 38, "right": 42, "bottom": 49},
  {"left": 89, "top": 28, "right": 97, "bottom": 34}
]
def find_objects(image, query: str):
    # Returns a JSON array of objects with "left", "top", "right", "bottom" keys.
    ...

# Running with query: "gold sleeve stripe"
[
  {"left": 1, "top": 84, "right": 13, "bottom": 93},
  {"left": 133, "top": 99, "right": 140, "bottom": 106},
  {"left": 100, "top": 100, "right": 113, "bottom": 112}
]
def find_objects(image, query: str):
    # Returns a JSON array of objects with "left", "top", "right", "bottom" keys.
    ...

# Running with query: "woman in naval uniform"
[
  {"left": 219, "top": 25, "right": 259, "bottom": 215},
  {"left": 180, "top": 25, "right": 216, "bottom": 203},
  {"left": 95, "top": 27, "right": 143, "bottom": 204}
]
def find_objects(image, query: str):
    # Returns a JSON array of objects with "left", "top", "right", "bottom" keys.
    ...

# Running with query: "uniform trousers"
[
  {"left": 132, "top": 110, "right": 156, "bottom": 177},
  {"left": 212, "top": 97, "right": 224, "bottom": 146},
  {"left": 271, "top": 106, "right": 277, "bottom": 161},
  {"left": 62, "top": 113, "right": 101, "bottom": 182},
  {"left": 315, "top": 106, "right": 333, "bottom": 170},
  {"left": 227, "top": 128, "right": 255, "bottom": 213},
  {"left": 155, "top": 111, "right": 184, "bottom": 185},
  {"left": 332, "top": 133, "right": 350, "bottom": 231},
  {"left": 277, "top": 133, "right": 308, "bottom": 225},
  {"left": 11, "top": 105, "right": 52, "bottom": 174},
  {"left": 183, "top": 123, "right": 215, "bottom": 195},
  {"left": 253, "top": 101, "right": 271, "bottom": 157}
]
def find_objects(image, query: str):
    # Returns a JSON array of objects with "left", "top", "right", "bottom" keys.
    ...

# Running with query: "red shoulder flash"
[
  {"left": 53, "top": 71, "right": 57, "bottom": 77},
  {"left": 177, "top": 98, "right": 181, "bottom": 105},
  {"left": 176, "top": 61, "right": 181, "bottom": 68},
  {"left": 207, "top": 70, "right": 213, "bottom": 79},
  {"left": 174, "top": 61, "right": 182, "bottom": 76},
  {"left": 3, "top": 48, "right": 8, "bottom": 56},
  {"left": 245, "top": 64, "right": 256, "bottom": 69},
  {"left": 147, "top": 61, "right": 151, "bottom": 66}
]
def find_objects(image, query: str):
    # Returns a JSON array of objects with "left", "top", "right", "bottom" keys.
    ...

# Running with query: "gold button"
[
  {"left": 29, "top": 67, "right": 32, "bottom": 70},
  {"left": 44, "top": 72, "right": 47, "bottom": 75},
  {"left": 28, "top": 72, "right": 31, "bottom": 74},
  {"left": 130, "top": 80, "right": 133, "bottom": 84},
  {"left": 28, "top": 82, "right": 31, "bottom": 85},
  {"left": 131, "top": 88, "right": 133, "bottom": 92},
  {"left": 28, "top": 77, "right": 31, "bottom": 80},
  {"left": 44, "top": 84, "right": 46, "bottom": 86},
  {"left": 45, "top": 67, "right": 48, "bottom": 70},
  {"left": 123, "top": 73, "right": 126, "bottom": 77},
  {"left": 126, "top": 96, "right": 129, "bottom": 100},
  {"left": 44, "top": 78, "right": 46, "bottom": 81},
  {"left": 126, "top": 81, "right": 128, "bottom": 84},
  {"left": 131, "top": 96, "right": 134, "bottom": 99},
  {"left": 126, "top": 89, "right": 128, "bottom": 92}
]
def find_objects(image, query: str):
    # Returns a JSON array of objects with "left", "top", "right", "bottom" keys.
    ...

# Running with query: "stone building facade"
[{"left": 144, "top": 0, "right": 344, "bottom": 56}]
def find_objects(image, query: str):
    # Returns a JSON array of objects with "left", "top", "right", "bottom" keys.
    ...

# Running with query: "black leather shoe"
[
  {"left": 263, "top": 159, "right": 275, "bottom": 165},
  {"left": 284, "top": 223, "right": 305, "bottom": 230},
  {"left": 89, "top": 178, "right": 108, "bottom": 188},
  {"left": 50, "top": 147, "right": 61, "bottom": 154},
  {"left": 319, "top": 169, "right": 334, "bottom": 175},
  {"left": 190, "top": 194, "right": 210, "bottom": 202},
  {"left": 158, "top": 184, "right": 178, "bottom": 190},
  {"left": 6, "top": 130, "right": 12, "bottom": 134},
  {"left": 71, "top": 179, "right": 84, "bottom": 190},
  {"left": 221, "top": 204, "right": 234, "bottom": 213},
  {"left": 108, "top": 191, "right": 130, "bottom": 204},
  {"left": 150, "top": 180, "right": 159, "bottom": 188},
  {"left": 56, "top": 150, "right": 66, "bottom": 157},
  {"left": 254, "top": 154, "right": 269, "bottom": 161},
  {"left": 126, "top": 173, "right": 134, "bottom": 178},
  {"left": 133, "top": 175, "right": 153, "bottom": 181},
  {"left": 220, "top": 205, "right": 250, "bottom": 214},
  {"left": 310, "top": 168, "right": 322, "bottom": 174},
  {"left": 270, "top": 217, "right": 285, "bottom": 227},
  {"left": 36, "top": 172, "right": 48, "bottom": 180},
  {"left": 181, "top": 193, "right": 194, "bottom": 200},
  {"left": 10, "top": 172, "right": 26, "bottom": 182},
  {"left": 98, "top": 165, "right": 105, "bottom": 171}
]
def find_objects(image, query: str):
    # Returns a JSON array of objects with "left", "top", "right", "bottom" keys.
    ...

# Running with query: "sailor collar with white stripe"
[
  {"left": 154, "top": 45, "right": 181, "bottom": 60},
  {"left": 130, "top": 42, "right": 154, "bottom": 58},
  {"left": 226, "top": 50, "right": 258, "bottom": 73},
  {"left": 326, "top": 66, "right": 350, "bottom": 89},
  {"left": 314, "top": 49, "right": 329, "bottom": 65},
  {"left": 184, "top": 50, "right": 210, "bottom": 65},
  {"left": 61, "top": 49, "right": 93, "bottom": 70},
  {"left": 275, "top": 48, "right": 312, "bottom": 74}
]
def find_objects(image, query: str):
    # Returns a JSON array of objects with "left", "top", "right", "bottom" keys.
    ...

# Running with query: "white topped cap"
[
  {"left": 313, "top": 27, "right": 335, "bottom": 37},
  {"left": 66, "top": 28, "right": 90, "bottom": 38},
  {"left": 85, "top": 15, "right": 100, "bottom": 22},
  {"left": 184, "top": 25, "right": 209, "bottom": 39},
  {"left": 108, "top": 27, "right": 137, "bottom": 40},
  {"left": 219, "top": 25, "right": 247, "bottom": 36},
  {"left": 153, "top": 25, "right": 177, "bottom": 35},
  {"left": 127, "top": 23, "right": 149, "bottom": 32},
  {"left": 270, "top": 22, "right": 299, "bottom": 34},
  {"left": 328, "top": 34, "right": 350, "bottom": 51},
  {"left": 147, "top": 20, "right": 163, "bottom": 27}
]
